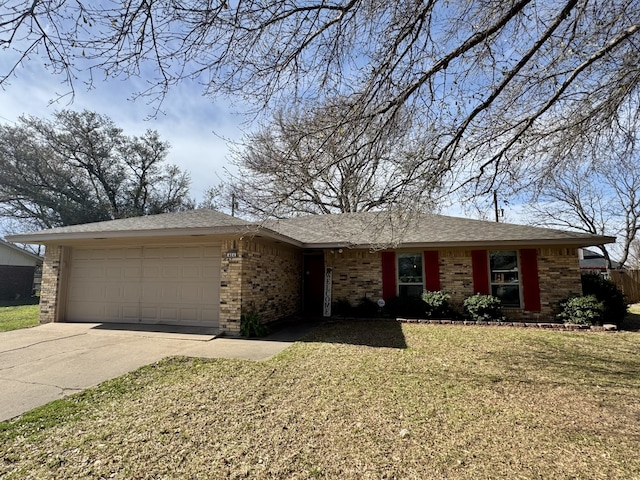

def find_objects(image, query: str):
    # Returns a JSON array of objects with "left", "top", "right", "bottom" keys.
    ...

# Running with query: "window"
[
  {"left": 489, "top": 250, "right": 521, "bottom": 307},
  {"left": 397, "top": 253, "right": 423, "bottom": 297}
]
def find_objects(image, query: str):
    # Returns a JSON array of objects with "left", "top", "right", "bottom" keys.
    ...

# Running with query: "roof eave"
[
  {"left": 6, "top": 225, "right": 305, "bottom": 247},
  {"left": 300, "top": 236, "right": 617, "bottom": 250},
  {"left": 5, "top": 226, "right": 256, "bottom": 244},
  {"left": 0, "top": 239, "right": 44, "bottom": 261}
]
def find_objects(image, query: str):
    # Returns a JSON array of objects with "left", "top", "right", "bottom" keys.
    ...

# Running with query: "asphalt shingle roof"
[
  {"left": 9, "top": 209, "right": 253, "bottom": 238},
  {"left": 7, "top": 209, "right": 614, "bottom": 248},
  {"left": 265, "top": 211, "right": 613, "bottom": 247}
]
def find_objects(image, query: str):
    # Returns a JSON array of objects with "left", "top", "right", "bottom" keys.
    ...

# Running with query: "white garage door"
[{"left": 65, "top": 245, "right": 221, "bottom": 327}]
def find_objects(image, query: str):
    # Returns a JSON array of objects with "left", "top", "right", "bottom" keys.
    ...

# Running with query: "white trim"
[
  {"left": 396, "top": 252, "right": 425, "bottom": 296},
  {"left": 488, "top": 250, "right": 523, "bottom": 308}
]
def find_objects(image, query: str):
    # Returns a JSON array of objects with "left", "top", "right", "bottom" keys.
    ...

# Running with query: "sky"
[
  {"left": 0, "top": 57, "right": 531, "bottom": 228},
  {"left": 0, "top": 30, "right": 540, "bottom": 232},
  {"left": 0, "top": 57, "right": 245, "bottom": 204}
]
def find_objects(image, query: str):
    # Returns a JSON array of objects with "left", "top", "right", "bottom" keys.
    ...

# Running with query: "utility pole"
[{"left": 493, "top": 190, "right": 499, "bottom": 223}]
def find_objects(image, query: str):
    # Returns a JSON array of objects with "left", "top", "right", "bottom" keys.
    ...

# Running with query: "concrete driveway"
[{"left": 0, "top": 321, "right": 316, "bottom": 422}]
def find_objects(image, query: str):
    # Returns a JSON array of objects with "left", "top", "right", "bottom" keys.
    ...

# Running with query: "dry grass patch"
[{"left": 2, "top": 322, "right": 640, "bottom": 479}]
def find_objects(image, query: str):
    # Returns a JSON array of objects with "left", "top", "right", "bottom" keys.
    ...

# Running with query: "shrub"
[
  {"left": 353, "top": 297, "right": 379, "bottom": 318},
  {"left": 581, "top": 273, "right": 627, "bottom": 325},
  {"left": 557, "top": 295, "right": 604, "bottom": 326},
  {"left": 421, "top": 290, "right": 452, "bottom": 318},
  {"left": 332, "top": 298, "right": 353, "bottom": 316},
  {"left": 240, "top": 311, "right": 269, "bottom": 337},
  {"left": 463, "top": 294, "right": 503, "bottom": 322},
  {"left": 383, "top": 296, "right": 429, "bottom": 318}
]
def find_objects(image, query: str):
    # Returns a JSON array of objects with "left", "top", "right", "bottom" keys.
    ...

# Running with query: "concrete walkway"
[{"left": 0, "top": 322, "right": 317, "bottom": 422}]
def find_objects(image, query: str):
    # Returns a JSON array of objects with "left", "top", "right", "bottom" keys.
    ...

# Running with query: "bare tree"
[
  {"left": 0, "top": 110, "right": 194, "bottom": 229},
  {"left": 207, "top": 100, "right": 441, "bottom": 218},
  {"left": 627, "top": 239, "right": 640, "bottom": 269},
  {"left": 1, "top": 1, "right": 638, "bottom": 194},
  {"left": 525, "top": 97, "right": 640, "bottom": 268}
]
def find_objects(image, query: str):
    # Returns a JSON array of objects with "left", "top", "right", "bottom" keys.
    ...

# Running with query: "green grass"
[
  {"left": 1, "top": 322, "right": 640, "bottom": 479},
  {"left": 0, "top": 304, "right": 39, "bottom": 332}
]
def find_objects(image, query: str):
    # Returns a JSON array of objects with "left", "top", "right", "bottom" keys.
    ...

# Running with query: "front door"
[{"left": 303, "top": 254, "right": 325, "bottom": 315}]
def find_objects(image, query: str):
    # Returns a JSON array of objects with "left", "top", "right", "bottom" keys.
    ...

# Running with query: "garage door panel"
[
  {"left": 161, "top": 247, "right": 181, "bottom": 258},
  {"left": 203, "top": 267, "right": 220, "bottom": 280},
  {"left": 162, "top": 265, "right": 180, "bottom": 278},
  {"left": 106, "top": 250, "right": 126, "bottom": 260},
  {"left": 69, "top": 300, "right": 105, "bottom": 319},
  {"left": 181, "top": 266, "right": 201, "bottom": 278},
  {"left": 140, "top": 306, "right": 158, "bottom": 319},
  {"left": 160, "top": 285, "right": 179, "bottom": 301},
  {"left": 72, "top": 265, "right": 104, "bottom": 280},
  {"left": 180, "top": 308, "right": 198, "bottom": 321},
  {"left": 124, "top": 266, "right": 142, "bottom": 279},
  {"left": 143, "top": 266, "right": 161, "bottom": 278},
  {"left": 68, "top": 283, "right": 105, "bottom": 301},
  {"left": 106, "top": 266, "right": 123, "bottom": 278},
  {"left": 66, "top": 245, "right": 220, "bottom": 327},
  {"left": 182, "top": 246, "right": 204, "bottom": 258},
  {"left": 159, "top": 308, "right": 178, "bottom": 321},
  {"left": 122, "top": 305, "right": 140, "bottom": 320},
  {"left": 104, "top": 284, "right": 121, "bottom": 299},
  {"left": 179, "top": 287, "right": 201, "bottom": 302}
]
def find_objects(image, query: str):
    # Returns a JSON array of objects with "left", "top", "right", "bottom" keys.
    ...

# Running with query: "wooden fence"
[{"left": 609, "top": 270, "right": 640, "bottom": 304}]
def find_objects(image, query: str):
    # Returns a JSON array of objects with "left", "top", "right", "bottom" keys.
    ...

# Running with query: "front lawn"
[
  {"left": 0, "top": 304, "right": 39, "bottom": 332},
  {"left": 1, "top": 322, "right": 639, "bottom": 479},
  {"left": 625, "top": 303, "right": 640, "bottom": 330}
]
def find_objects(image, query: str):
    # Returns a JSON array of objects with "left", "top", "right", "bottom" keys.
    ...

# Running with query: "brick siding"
[
  {"left": 35, "top": 239, "right": 583, "bottom": 330},
  {"left": 39, "top": 245, "right": 64, "bottom": 324},
  {"left": 324, "top": 246, "right": 582, "bottom": 322},
  {"left": 536, "top": 247, "right": 582, "bottom": 318},
  {"left": 219, "top": 238, "right": 302, "bottom": 334},
  {"left": 325, "top": 249, "right": 383, "bottom": 305}
]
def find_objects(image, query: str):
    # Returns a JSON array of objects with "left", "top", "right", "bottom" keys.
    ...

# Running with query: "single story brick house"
[
  {"left": 0, "top": 238, "right": 43, "bottom": 300},
  {"left": 7, "top": 209, "right": 614, "bottom": 334}
]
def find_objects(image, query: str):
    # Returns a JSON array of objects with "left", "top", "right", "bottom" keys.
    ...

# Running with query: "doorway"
[{"left": 303, "top": 253, "right": 325, "bottom": 315}]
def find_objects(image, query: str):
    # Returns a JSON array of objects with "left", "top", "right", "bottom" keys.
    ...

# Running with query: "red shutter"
[
  {"left": 381, "top": 252, "right": 397, "bottom": 300},
  {"left": 471, "top": 250, "right": 490, "bottom": 295},
  {"left": 424, "top": 251, "right": 441, "bottom": 291},
  {"left": 520, "top": 248, "right": 541, "bottom": 311}
]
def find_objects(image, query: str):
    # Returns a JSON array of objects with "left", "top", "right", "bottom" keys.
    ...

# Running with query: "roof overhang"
[
  {"left": 300, "top": 236, "right": 617, "bottom": 250},
  {"left": 5, "top": 225, "right": 304, "bottom": 248},
  {"left": 0, "top": 238, "right": 44, "bottom": 261},
  {"left": 6, "top": 225, "right": 615, "bottom": 251}
]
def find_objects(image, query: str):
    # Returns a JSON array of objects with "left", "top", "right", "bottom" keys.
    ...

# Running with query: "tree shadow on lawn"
[
  {"left": 622, "top": 311, "right": 640, "bottom": 331},
  {"left": 298, "top": 319, "right": 408, "bottom": 349}
]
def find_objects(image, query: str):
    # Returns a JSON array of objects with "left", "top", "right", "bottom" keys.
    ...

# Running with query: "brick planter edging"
[
  {"left": 395, "top": 318, "right": 617, "bottom": 331},
  {"left": 329, "top": 316, "right": 617, "bottom": 331}
]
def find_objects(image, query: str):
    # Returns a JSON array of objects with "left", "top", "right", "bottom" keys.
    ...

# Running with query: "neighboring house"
[
  {"left": 7, "top": 209, "right": 614, "bottom": 333},
  {"left": 0, "top": 238, "right": 43, "bottom": 300},
  {"left": 579, "top": 248, "right": 621, "bottom": 276}
]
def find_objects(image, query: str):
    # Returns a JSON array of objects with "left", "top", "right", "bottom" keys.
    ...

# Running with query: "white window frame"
[
  {"left": 489, "top": 250, "right": 522, "bottom": 308},
  {"left": 397, "top": 252, "right": 424, "bottom": 297}
]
